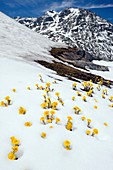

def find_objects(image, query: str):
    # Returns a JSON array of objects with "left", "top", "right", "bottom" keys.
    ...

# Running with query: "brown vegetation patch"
[{"left": 35, "top": 60, "right": 113, "bottom": 87}]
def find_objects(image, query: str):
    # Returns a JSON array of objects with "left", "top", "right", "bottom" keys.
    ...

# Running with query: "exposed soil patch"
[{"left": 35, "top": 60, "right": 113, "bottom": 87}]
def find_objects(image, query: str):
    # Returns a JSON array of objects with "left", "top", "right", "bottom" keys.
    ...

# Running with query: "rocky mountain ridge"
[{"left": 15, "top": 8, "right": 113, "bottom": 61}]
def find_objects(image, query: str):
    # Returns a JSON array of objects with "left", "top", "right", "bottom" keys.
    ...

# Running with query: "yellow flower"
[
  {"left": 72, "top": 96, "right": 75, "bottom": 101},
  {"left": 72, "top": 82, "right": 77, "bottom": 87},
  {"left": 67, "top": 116, "right": 73, "bottom": 121},
  {"left": 10, "top": 136, "right": 20, "bottom": 146},
  {"left": 63, "top": 140, "right": 71, "bottom": 150},
  {"left": 81, "top": 116, "right": 86, "bottom": 121},
  {"left": 12, "top": 146, "right": 19, "bottom": 153},
  {"left": 50, "top": 125, "right": 53, "bottom": 128},
  {"left": 73, "top": 106, "right": 81, "bottom": 114},
  {"left": 87, "top": 118, "right": 92, "bottom": 128},
  {"left": 66, "top": 121, "right": 73, "bottom": 131},
  {"left": 11, "top": 138, "right": 20, "bottom": 146},
  {"left": 40, "top": 102, "right": 47, "bottom": 109},
  {"left": 18, "top": 106, "right": 26, "bottom": 114},
  {"left": 104, "top": 122, "right": 108, "bottom": 126},
  {"left": 49, "top": 110, "right": 56, "bottom": 115},
  {"left": 46, "top": 82, "right": 51, "bottom": 87},
  {"left": 56, "top": 117, "right": 61, "bottom": 123},
  {"left": 109, "top": 96, "right": 113, "bottom": 102},
  {"left": 82, "top": 96, "right": 87, "bottom": 102},
  {"left": 35, "top": 84, "right": 38, "bottom": 87},
  {"left": 24, "top": 122, "right": 32, "bottom": 127},
  {"left": 87, "top": 119, "right": 92, "bottom": 123},
  {"left": 8, "top": 152, "right": 16, "bottom": 160},
  {"left": 12, "top": 88, "right": 16, "bottom": 92},
  {"left": 5, "top": 96, "right": 10, "bottom": 101},
  {"left": 0, "top": 101, "right": 5, "bottom": 106},
  {"left": 94, "top": 105, "right": 98, "bottom": 109},
  {"left": 51, "top": 101, "right": 58, "bottom": 110},
  {"left": 102, "top": 94, "right": 106, "bottom": 99},
  {"left": 4, "top": 96, "right": 11, "bottom": 105},
  {"left": 27, "top": 86, "right": 31, "bottom": 90},
  {"left": 40, "top": 86, "right": 44, "bottom": 90},
  {"left": 41, "top": 132, "right": 46, "bottom": 138},
  {"left": 43, "top": 110, "right": 49, "bottom": 117},
  {"left": 55, "top": 92, "right": 60, "bottom": 97},
  {"left": 40, "top": 117, "right": 46, "bottom": 124},
  {"left": 92, "top": 128, "right": 99, "bottom": 136},
  {"left": 87, "top": 90, "right": 93, "bottom": 97},
  {"left": 46, "top": 119, "right": 52, "bottom": 123},
  {"left": 86, "top": 130, "right": 91, "bottom": 135},
  {"left": 76, "top": 91, "right": 82, "bottom": 96}
]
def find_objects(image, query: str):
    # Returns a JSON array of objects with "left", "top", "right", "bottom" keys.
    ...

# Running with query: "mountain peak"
[{"left": 15, "top": 7, "right": 113, "bottom": 61}]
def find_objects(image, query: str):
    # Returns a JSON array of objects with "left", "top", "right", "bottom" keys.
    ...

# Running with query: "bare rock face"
[
  {"left": 15, "top": 7, "right": 113, "bottom": 61},
  {"left": 50, "top": 47, "right": 109, "bottom": 71}
]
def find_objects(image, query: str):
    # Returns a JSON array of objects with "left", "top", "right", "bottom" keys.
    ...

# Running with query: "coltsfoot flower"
[
  {"left": 10, "top": 136, "right": 20, "bottom": 146},
  {"left": 63, "top": 140, "right": 71, "bottom": 150},
  {"left": 12, "top": 146, "right": 19, "bottom": 153},
  {"left": 27, "top": 86, "right": 31, "bottom": 90},
  {"left": 87, "top": 119, "right": 92, "bottom": 128},
  {"left": 56, "top": 117, "right": 61, "bottom": 124},
  {"left": 5, "top": 96, "right": 11, "bottom": 105},
  {"left": 86, "top": 130, "right": 91, "bottom": 135},
  {"left": 24, "top": 122, "right": 32, "bottom": 127},
  {"left": 104, "top": 122, "right": 108, "bottom": 126},
  {"left": 12, "top": 88, "right": 16, "bottom": 92},
  {"left": 8, "top": 152, "right": 16, "bottom": 160},
  {"left": 94, "top": 105, "right": 98, "bottom": 109},
  {"left": 18, "top": 106, "right": 26, "bottom": 114},
  {"left": 72, "top": 96, "right": 75, "bottom": 101},
  {"left": 81, "top": 116, "right": 86, "bottom": 121},
  {"left": 41, "top": 132, "right": 46, "bottom": 138},
  {"left": 40, "top": 117, "right": 46, "bottom": 125},
  {"left": 91, "top": 128, "right": 99, "bottom": 136}
]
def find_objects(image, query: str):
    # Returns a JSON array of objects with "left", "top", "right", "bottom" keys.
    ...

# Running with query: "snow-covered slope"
[
  {"left": 15, "top": 8, "right": 113, "bottom": 61},
  {"left": 1, "top": 11, "right": 113, "bottom": 170},
  {"left": 1, "top": 54, "right": 113, "bottom": 170},
  {"left": 0, "top": 12, "right": 64, "bottom": 63}
]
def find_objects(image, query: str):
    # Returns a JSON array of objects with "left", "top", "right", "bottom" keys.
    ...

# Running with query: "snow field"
[{"left": 0, "top": 57, "right": 113, "bottom": 170}]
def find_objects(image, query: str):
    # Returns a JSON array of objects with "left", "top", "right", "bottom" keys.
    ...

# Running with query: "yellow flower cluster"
[
  {"left": 8, "top": 136, "right": 20, "bottom": 160},
  {"left": 86, "top": 128, "right": 99, "bottom": 136},
  {"left": 40, "top": 110, "right": 56, "bottom": 125},
  {"left": 82, "top": 81, "right": 93, "bottom": 91}
]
